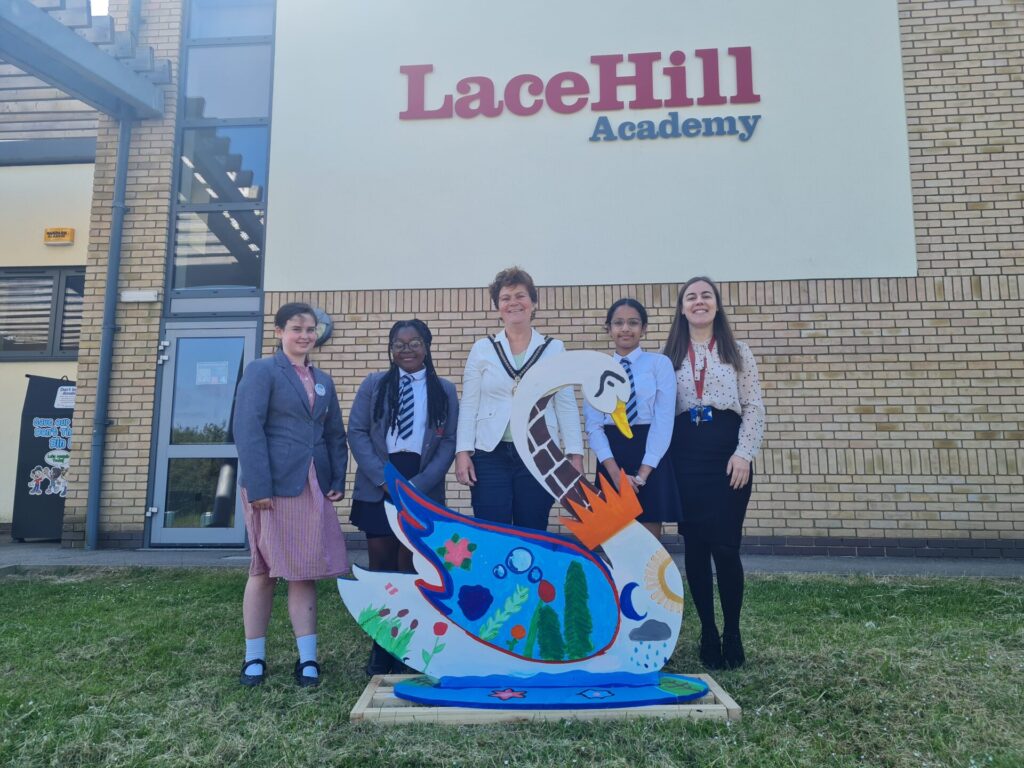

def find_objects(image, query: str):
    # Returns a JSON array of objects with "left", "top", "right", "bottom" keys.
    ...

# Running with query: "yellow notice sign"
[{"left": 44, "top": 227, "right": 75, "bottom": 245}]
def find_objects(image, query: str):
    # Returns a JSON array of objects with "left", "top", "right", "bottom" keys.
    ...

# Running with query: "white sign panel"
[{"left": 265, "top": 0, "right": 916, "bottom": 291}]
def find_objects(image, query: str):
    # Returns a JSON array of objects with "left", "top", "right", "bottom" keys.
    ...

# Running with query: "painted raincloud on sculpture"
[{"left": 338, "top": 351, "right": 708, "bottom": 708}]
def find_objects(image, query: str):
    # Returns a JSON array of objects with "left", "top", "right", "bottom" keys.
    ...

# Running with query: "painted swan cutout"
[{"left": 338, "top": 351, "right": 706, "bottom": 707}]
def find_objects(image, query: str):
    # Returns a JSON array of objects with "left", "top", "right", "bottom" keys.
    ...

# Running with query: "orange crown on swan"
[{"left": 562, "top": 471, "right": 643, "bottom": 550}]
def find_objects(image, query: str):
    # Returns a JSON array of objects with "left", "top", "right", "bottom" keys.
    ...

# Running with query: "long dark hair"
[
  {"left": 373, "top": 319, "right": 449, "bottom": 431},
  {"left": 663, "top": 276, "right": 743, "bottom": 371}
]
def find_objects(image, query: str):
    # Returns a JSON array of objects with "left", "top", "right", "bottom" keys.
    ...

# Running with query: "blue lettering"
[
  {"left": 636, "top": 120, "right": 657, "bottom": 139},
  {"left": 617, "top": 121, "right": 636, "bottom": 140},
  {"left": 658, "top": 112, "right": 681, "bottom": 138},
  {"left": 589, "top": 116, "right": 617, "bottom": 142},
  {"left": 681, "top": 118, "right": 702, "bottom": 137},
  {"left": 738, "top": 114, "right": 761, "bottom": 141}
]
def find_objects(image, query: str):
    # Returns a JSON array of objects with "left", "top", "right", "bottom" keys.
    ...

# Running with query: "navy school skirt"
[
  {"left": 350, "top": 451, "right": 422, "bottom": 537},
  {"left": 670, "top": 408, "right": 752, "bottom": 548},
  {"left": 595, "top": 423, "right": 681, "bottom": 524}
]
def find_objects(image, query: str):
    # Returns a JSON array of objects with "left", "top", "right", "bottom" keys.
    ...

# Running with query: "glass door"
[{"left": 150, "top": 323, "right": 256, "bottom": 545}]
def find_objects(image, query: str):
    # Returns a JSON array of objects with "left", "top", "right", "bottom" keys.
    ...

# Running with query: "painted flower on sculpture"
[
  {"left": 538, "top": 579, "right": 556, "bottom": 603},
  {"left": 433, "top": 621, "right": 448, "bottom": 636},
  {"left": 441, "top": 533, "right": 477, "bottom": 570},
  {"left": 510, "top": 624, "right": 527, "bottom": 640}
]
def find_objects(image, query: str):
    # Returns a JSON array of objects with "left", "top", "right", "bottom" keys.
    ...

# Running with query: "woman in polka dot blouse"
[{"left": 664, "top": 276, "right": 765, "bottom": 671}]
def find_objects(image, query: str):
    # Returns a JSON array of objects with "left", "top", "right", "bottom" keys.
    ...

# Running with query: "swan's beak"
[{"left": 611, "top": 401, "right": 633, "bottom": 439}]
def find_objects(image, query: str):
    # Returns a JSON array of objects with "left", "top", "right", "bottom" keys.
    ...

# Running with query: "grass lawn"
[{"left": 1, "top": 568, "right": 1021, "bottom": 768}]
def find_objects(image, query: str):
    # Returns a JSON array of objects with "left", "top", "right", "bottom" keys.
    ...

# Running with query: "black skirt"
[
  {"left": 595, "top": 424, "right": 681, "bottom": 524},
  {"left": 670, "top": 408, "right": 753, "bottom": 548},
  {"left": 350, "top": 451, "right": 423, "bottom": 537}
]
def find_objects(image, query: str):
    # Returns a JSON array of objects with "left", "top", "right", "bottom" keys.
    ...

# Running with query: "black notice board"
[{"left": 11, "top": 375, "right": 76, "bottom": 541}]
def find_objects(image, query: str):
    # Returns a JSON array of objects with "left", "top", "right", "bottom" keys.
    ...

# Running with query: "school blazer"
[
  {"left": 348, "top": 372, "right": 460, "bottom": 505},
  {"left": 455, "top": 329, "right": 583, "bottom": 455},
  {"left": 348, "top": 372, "right": 459, "bottom": 504},
  {"left": 233, "top": 350, "right": 348, "bottom": 501}
]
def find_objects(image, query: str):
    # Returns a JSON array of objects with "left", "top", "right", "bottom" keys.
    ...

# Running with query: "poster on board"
[{"left": 11, "top": 375, "right": 75, "bottom": 541}]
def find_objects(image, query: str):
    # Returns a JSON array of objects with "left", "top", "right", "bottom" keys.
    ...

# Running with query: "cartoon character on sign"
[
  {"left": 46, "top": 467, "right": 68, "bottom": 498},
  {"left": 338, "top": 351, "right": 708, "bottom": 710},
  {"left": 43, "top": 450, "right": 71, "bottom": 497},
  {"left": 27, "top": 466, "right": 49, "bottom": 496}
]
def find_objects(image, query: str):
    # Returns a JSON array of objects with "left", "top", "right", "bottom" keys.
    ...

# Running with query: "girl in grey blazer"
[
  {"left": 348, "top": 319, "right": 459, "bottom": 674},
  {"left": 234, "top": 302, "right": 348, "bottom": 688}
]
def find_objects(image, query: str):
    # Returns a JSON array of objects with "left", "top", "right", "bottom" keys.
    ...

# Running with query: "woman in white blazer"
[{"left": 455, "top": 266, "right": 583, "bottom": 530}]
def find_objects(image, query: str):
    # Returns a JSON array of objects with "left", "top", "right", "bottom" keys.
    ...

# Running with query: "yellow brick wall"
[
  {"left": 62, "top": 0, "right": 181, "bottom": 546},
  {"left": 64, "top": 0, "right": 1024, "bottom": 551}
]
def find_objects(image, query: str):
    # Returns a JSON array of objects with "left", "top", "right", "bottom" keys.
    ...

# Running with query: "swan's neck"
[{"left": 526, "top": 394, "right": 590, "bottom": 513}]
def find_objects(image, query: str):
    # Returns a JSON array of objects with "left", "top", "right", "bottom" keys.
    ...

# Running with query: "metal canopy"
[{"left": 0, "top": 0, "right": 162, "bottom": 118}]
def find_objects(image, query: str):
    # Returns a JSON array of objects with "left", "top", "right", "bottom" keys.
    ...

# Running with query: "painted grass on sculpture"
[{"left": 0, "top": 569, "right": 1021, "bottom": 768}]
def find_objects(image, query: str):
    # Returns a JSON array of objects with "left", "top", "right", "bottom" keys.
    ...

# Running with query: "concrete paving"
[{"left": 2, "top": 539, "right": 1021, "bottom": 578}]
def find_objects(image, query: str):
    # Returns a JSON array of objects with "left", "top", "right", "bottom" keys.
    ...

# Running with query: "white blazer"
[{"left": 456, "top": 329, "right": 583, "bottom": 455}]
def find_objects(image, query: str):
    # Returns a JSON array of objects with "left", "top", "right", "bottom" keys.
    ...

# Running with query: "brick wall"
[
  {"left": 62, "top": 0, "right": 182, "bottom": 547},
  {"left": 68, "top": 0, "right": 1023, "bottom": 554}
]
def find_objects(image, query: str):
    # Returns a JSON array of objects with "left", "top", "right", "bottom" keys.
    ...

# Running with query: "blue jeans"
[{"left": 470, "top": 442, "right": 554, "bottom": 531}]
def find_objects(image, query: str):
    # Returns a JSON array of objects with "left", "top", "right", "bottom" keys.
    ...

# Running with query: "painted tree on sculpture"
[
  {"left": 563, "top": 561, "right": 593, "bottom": 659},
  {"left": 536, "top": 604, "right": 565, "bottom": 661}
]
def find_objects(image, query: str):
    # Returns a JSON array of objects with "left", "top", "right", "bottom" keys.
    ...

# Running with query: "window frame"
[
  {"left": 0, "top": 266, "right": 86, "bottom": 361},
  {"left": 165, "top": 0, "right": 277, "bottom": 310}
]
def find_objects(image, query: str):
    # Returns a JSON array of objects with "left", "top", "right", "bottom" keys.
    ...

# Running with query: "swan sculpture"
[{"left": 338, "top": 351, "right": 707, "bottom": 709}]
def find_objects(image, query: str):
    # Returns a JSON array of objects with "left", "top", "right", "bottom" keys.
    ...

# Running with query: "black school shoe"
[
  {"left": 365, "top": 642, "right": 392, "bottom": 677},
  {"left": 239, "top": 658, "right": 266, "bottom": 687},
  {"left": 722, "top": 632, "right": 746, "bottom": 668},
  {"left": 699, "top": 629, "right": 724, "bottom": 670},
  {"left": 294, "top": 659, "right": 321, "bottom": 688}
]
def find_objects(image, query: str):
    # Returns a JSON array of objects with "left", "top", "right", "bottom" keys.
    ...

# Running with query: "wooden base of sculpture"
[{"left": 350, "top": 674, "right": 741, "bottom": 724}]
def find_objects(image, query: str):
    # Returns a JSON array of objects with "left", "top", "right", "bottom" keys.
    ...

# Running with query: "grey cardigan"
[
  {"left": 348, "top": 371, "right": 458, "bottom": 504},
  {"left": 233, "top": 350, "right": 347, "bottom": 501}
]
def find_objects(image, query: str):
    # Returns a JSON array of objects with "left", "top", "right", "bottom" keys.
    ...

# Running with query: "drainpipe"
[{"left": 85, "top": 112, "right": 134, "bottom": 549}]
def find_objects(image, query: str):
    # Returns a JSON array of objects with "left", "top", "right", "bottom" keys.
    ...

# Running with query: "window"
[
  {"left": 0, "top": 268, "right": 85, "bottom": 359},
  {"left": 170, "top": 0, "right": 275, "bottom": 297}
]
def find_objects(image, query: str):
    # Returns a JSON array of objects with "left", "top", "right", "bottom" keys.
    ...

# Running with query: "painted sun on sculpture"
[{"left": 338, "top": 351, "right": 709, "bottom": 709}]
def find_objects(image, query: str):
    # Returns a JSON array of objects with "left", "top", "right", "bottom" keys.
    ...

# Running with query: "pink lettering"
[
  {"left": 399, "top": 46, "right": 759, "bottom": 120},
  {"left": 728, "top": 46, "right": 760, "bottom": 104},
  {"left": 454, "top": 76, "right": 503, "bottom": 118},
  {"left": 663, "top": 51, "right": 694, "bottom": 108},
  {"left": 545, "top": 71, "right": 590, "bottom": 114},
  {"left": 694, "top": 49, "right": 727, "bottom": 106},
  {"left": 590, "top": 52, "right": 662, "bottom": 111},
  {"left": 400, "top": 64, "right": 453, "bottom": 120},
  {"left": 504, "top": 74, "right": 545, "bottom": 116}
]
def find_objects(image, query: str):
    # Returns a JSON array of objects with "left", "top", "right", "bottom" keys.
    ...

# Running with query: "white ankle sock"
[
  {"left": 296, "top": 633, "right": 318, "bottom": 678},
  {"left": 244, "top": 637, "right": 266, "bottom": 677}
]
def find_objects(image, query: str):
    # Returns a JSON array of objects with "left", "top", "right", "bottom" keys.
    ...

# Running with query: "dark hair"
[
  {"left": 372, "top": 319, "right": 449, "bottom": 431},
  {"left": 663, "top": 276, "right": 743, "bottom": 371},
  {"left": 488, "top": 266, "right": 538, "bottom": 310},
  {"left": 605, "top": 298, "right": 648, "bottom": 328},
  {"left": 274, "top": 302, "right": 316, "bottom": 329}
]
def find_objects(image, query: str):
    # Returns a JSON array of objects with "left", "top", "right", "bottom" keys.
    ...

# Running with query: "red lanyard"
[{"left": 688, "top": 337, "right": 716, "bottom": 401}]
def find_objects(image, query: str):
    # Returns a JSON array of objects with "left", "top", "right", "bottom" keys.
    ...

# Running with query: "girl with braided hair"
[{"left": 348, "top": 319, "right": 459, "bottom": 674}]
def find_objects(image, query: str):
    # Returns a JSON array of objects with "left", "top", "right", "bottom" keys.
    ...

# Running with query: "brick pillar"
[{"left": 63, "top": 0, "right": 183, "bottom": 547}]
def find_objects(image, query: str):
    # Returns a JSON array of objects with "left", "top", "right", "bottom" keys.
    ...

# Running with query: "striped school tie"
[
  {"left": 621, "top": 358, "right": 638, "bottom": 425},
  {"left": 397, "top": 374, "right": 414, "bottom": 439}
]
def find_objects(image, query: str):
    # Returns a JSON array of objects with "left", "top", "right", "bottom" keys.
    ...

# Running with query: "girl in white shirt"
[{"left": 584, "top": 298, "right": 679, "bottom": 538}]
